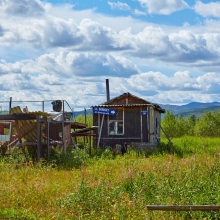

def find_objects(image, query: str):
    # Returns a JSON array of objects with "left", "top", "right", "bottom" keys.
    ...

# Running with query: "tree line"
[
  {"left": 161, "top": 110, "right": 220, "bottom": 138},
  {"left": 73, "top": 110, "right": 220, "bottom": 139}
]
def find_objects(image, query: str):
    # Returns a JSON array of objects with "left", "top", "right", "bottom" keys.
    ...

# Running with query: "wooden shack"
[{"left": 92, "top": 92, "right": 165, "bottom": 150}]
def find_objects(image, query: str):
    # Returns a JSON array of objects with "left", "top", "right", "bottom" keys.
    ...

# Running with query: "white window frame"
[{"left": 108, "top": 108, "right": 124, "bottom": 135}]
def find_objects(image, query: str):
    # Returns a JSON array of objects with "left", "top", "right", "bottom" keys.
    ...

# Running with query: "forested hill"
[
  {"left": 160, "top": 102, "right": 220, "bottom": 117},
  {"left": 73, "top": 102, "right": 220, "bottom": 118}
]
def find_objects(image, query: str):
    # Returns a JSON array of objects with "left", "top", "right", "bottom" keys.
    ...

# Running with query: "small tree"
[
  {"left": 161, "top": 110, "right": 177, "bottom": 138},
  {"left": 161, "top": 112, "right": 197, "bottom": 138},
  {"left": 186, "top": 115, "right": 196, "bottom": 136},
  {"left": 194, "top": 110, "right": 220, "bottom": 137}
]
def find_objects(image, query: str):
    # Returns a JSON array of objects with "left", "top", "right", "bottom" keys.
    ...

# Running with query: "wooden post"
[
  {"left": 84, "top": 108, "right": 86, "bottom": 145},
  {"left": 158, "top": 121, "right": 175, "bottom": 151},
  {"left": 62, "top": 100, "right": 65, "bottom": 153},
  {"left": 42, "top": 101, "right": 44, "bottom": 112},
  {"left": 9, "top": 122, "right": 12, "bottom": 153},
  {"left": 140, "top": 106, "right": 143, "bottom": 142},
  {"left": 9, "top": 97, "right": 12, "bottom": 115},
  {"left": 89, "top": 130, "right": 91, "bottom": 156},
  {"left": 97, "top": 114, "right": 104, "bottom": 147},
  {"left": 47, "top": 118, "right": 50, "bottom": 161},
  {"left": 37, "top": 115, "right": 41, "bottom": 162},
  {"left": 147, "top": 106, "right": 150, "bottom": 142},
  {"left": 147, "top": 106, "right": 151, "bottom": 143}
]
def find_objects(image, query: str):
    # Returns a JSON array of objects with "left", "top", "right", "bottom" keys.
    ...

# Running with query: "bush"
[
  {"left": 161, "top": 110, "right": 220, "bottom": 138},
  {"left": 194, "top": 111, "right": 220, "bottom": 137}
]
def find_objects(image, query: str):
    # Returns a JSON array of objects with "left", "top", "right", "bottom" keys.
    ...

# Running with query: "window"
[
  {"left": 0, "top": 122, "right": 11, "bottom": 141},
  {"left": 108, "top": 109, "right": 124, "bottom": 135},
  {"left": 109, "top": 120, "right": 123, "bottom": 135}
]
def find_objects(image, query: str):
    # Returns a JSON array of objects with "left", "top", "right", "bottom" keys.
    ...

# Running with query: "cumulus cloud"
[
  {"left": 194, "top": 1, "right": 220, "bottom": 18},
  {"left": 105, "top": 70, "right": 220, "bottom": 105},
  {"left": 108, "top": 1, "right": 131, "bottom": 11},
  {"left": 125, "top": 70, "right": 220, "bottom": 104},
  {"left": 0, "top": 52, "right": 139, "bottom": 78},
  {"left": 137, "top": 0, "right": 189, "bottom": 15},
  {"left": 197, "top": 72, "right": 220, "bottom": 94},
  {"left": 0, "top": 0, "right": 45, "bottom": 17},
  {"left": 168, "top": 30, "right": 216, "bottom": 63},
  {"left": 78, "top": 19, "right": 132, "bottom": 51},
  {"left": 0, "top": 25, "right": 4, "bottom": 37},
  {"left": 131, "top": 26, "right": 172, "bottom": 57},
  {"left": 0, "top": 17, "right": 84, "bottom": 48},
  {"left": 40, "top": 52, "right": 139, "bottom": 77},
  {"left": 1, "top": 2, "right": 218, "bottom": 66},
  {"left": 0, "top": 52, "right": 219, "bottom": 108},
  {"left": 0, "top": 17, "right": 133, "bottom": 50},
  {"left": 0, "top": 0, "right": 220, "bottom": 107},
  {"left": 1, "top": 12, "right": 220, "bottom": 68},
  {"left": 133, "top": 9, "right": 147, "bottom": 16},
  {"left": 127, "top": 71, "right": 201, "bottom": 93},
  {"left": 44, "top": 18, "right": 84, "bottom": 48}
]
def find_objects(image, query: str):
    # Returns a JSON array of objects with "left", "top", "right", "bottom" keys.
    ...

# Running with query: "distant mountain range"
[
  {"left": 72, "top": 109, "right": 93, "bottom": 118},
  {"left": 72, "top": 102, "right": 220, "bottom": 118},
  {"left": 160, "top": 102, "right": 220, "bottom": 117}
]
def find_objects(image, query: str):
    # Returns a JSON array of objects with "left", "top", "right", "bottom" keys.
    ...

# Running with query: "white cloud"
[
  {"left": 108, "top": 1, "right": 131, "bottom": 11},
  {"left": 138, "top": 0, "right": 189, "bottom": 15},
  {"left": 131, "top": 26, "right": 172, "bottom": 57},
  {"left": 168, "top": 30, "right": 216, "bottom": 62},
  {"left": 0, "top": 0, "right": 45, "bottom": 17},
  {"left": 197, "top": 72, "right": 220, "bottom": 94},
  {"left": 47, "top": 4, "right": 154, "bottom": 34},
  {"left": 194, "top": 1, "right": 220, "bottom": 18},
  {"left": 133, "top": 9, "right": 147, "bottom": 16},
  {"left": 0, "top": 0, "right": 220, "bottom": 108},
  {"left": 1, "top": 11, "right": 220, "bottom": 71},
  {"left": 1, "top": 8, "right": 220, "bottom": 71},
  {"left": 125, "top": 70, "right": 220, "bottom": 104},
  {"left": 0, "top": 52, "right": 139, "bottom": 78},
  {"left": 127, "top": 71, "right": 201, "bottom": 93},
  {"left": 1, "top": 51, "right": 219, "bottom": 108},
  {"left": 0, "top": 16, "right": 132, "bottom": 50}
]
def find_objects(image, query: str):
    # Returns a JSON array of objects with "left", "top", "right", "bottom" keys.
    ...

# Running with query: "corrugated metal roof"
[
  {"left": 100, "top": 92, "right": 151, "bottom": 105},
  {"left": 91, "top": 104, "right": 152, "bottom": 107},
  {"left": 91, "top": 92, "right": 165, "bottom": 113},
  {"left": 91, "top": 104, "right": 165, "bottom": 113}
]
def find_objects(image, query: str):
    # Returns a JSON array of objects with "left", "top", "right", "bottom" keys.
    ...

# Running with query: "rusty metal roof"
[
  {"left": 91, "top": 104, "right": 165, "bottom": 113},
  {"left": 92, "top": 104, "right": 152, "bottom": 107},
  {"left": 91, "top": 92, "right": 165, "bottom": 113},
  {"left": 100, "top": 92, "right": 151, "bottom": 105}
]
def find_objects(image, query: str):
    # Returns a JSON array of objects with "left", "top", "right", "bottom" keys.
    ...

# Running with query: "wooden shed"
[{"left": 92, "top": 92, "right": 165, "bottom": 150}]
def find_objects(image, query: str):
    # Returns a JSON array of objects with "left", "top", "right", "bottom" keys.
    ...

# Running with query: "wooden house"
[{"left": 92, "top": 92, "right": 165, "bottom": 150}]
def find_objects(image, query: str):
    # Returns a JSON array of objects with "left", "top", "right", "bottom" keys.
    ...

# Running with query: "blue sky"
[{"left": 0, "top": 0, "right": 220, "bottom": 111}]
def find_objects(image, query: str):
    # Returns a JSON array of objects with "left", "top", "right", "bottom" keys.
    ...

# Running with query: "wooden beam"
[
  {"left": 146, "top": 205, "right": 220, "bottom": 211},
  {"left": 71, "top": 133, "right": 96, "bottom": 137},
  {"left": 97, "top": 115, "right": 104, "bottom": 147},
  {"left": 37, "top": 115, "right": 41, "bottom": 162},
  {"left": 0, "top": 114, "right": 36, "bottom": 120}
]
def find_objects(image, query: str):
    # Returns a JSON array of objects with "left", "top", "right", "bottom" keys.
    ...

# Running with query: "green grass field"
[{"left": 1, "top": 136, "right": 220, "bottom": 219}]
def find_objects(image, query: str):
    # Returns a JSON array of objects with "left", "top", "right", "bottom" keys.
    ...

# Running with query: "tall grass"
[{"left": 1, "top": 136, "right": 220, "bottom": 219}]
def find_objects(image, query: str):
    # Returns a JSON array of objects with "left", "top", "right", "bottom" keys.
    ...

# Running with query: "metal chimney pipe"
[{"left": 106, "top": 79, "right": 110, "bottom": 101}]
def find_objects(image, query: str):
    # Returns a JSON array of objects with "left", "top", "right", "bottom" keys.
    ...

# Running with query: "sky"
[{"left": 0, "top": 0, "right": 220, "bottom": 112}]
